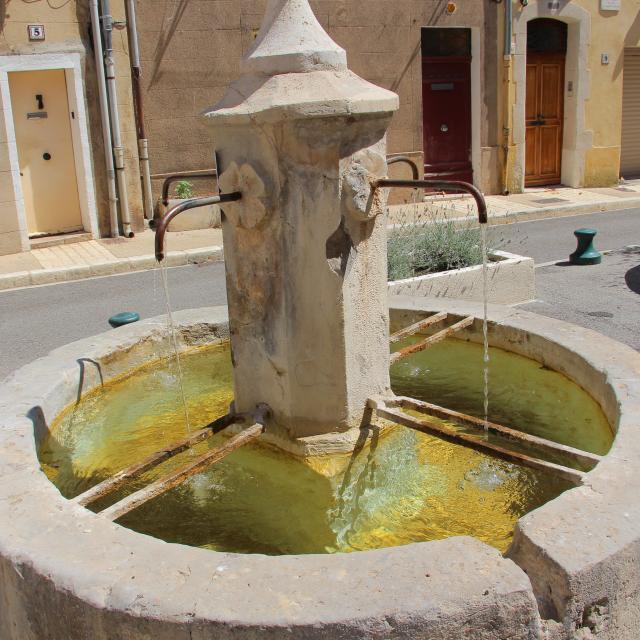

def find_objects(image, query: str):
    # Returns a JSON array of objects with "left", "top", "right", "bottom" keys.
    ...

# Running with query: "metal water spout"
[{"left": 153, "top": 192, "right": 241, "bottom": 262}]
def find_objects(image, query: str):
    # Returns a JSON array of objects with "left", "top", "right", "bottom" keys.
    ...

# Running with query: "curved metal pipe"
[
  {"left": 373, "top": 178, "right": 488, "bottom": 224},
  {"left": 386, "top": 155, "right": 420, "bottom": 181},
  {"left": 161, "top": 171, "right": 218, "bottom": 206},
  {"left": 154, "top": 192, "right": 242, "bottom": 262}
]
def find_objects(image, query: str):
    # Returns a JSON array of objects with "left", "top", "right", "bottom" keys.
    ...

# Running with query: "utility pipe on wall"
[
  {"left": 90, "top": 0, "right": 120, "bottom": 238},
  {"left": 502, "top": 0, "right": 514, "bottom": 194},
  {"left": 100, "top": 0, "right": 134, "bottom": 237},
  {"left": 125, "top": 0, "right": 154, "bottom": 221}
]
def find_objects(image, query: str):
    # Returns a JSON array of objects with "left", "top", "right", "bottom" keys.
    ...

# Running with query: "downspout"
[
  {"left": 100, "top": 0, "right": 134, "bottom": 237},
  {"left": 502, "top": 0, "right": 513, "bottom": 194},
  {"left": 125, "top": 0, "right": 154, "bottom": 221},
  {"left": 89, "top": 0, "right": 120, "bottom": 238}
]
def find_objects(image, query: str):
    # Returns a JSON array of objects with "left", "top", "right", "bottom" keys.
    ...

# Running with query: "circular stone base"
[{"left": 1, "top": 301, "right": 639, "bottom": 639}]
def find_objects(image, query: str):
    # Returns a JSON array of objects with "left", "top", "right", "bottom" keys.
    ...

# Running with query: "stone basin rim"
[{"left": 1, "top": 300, "right": 640, "bottom": 637}]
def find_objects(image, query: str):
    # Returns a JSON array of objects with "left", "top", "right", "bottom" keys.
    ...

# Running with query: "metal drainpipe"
[
  {"left": 90, "top": 0, "right": 120, "bottom": 238},
  {"left": 100, "top": 0, "right": 134, "bottom": 237},
  {"left": 502, "top": 0, "right": 513, "bottom": 194},
  {"left": 125, "top": 0, "right": 154, "bottom": 221}
]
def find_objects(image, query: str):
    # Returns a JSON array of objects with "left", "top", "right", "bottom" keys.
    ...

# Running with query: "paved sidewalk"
[
  {"left": 0, "top": 228, "right": 223, "bottom": 291},
  {"left": 1, "top": 180, "right": 640, "bottom": 291},
  {"left": 389, "top": 180, "right": 640, "bottom": 225}
]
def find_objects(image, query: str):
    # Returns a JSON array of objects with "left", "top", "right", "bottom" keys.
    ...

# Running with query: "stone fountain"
[
  {"left": 202, "top": 0, "right": 397, "bottom": 449},
  {"left": 1, "top": 2, "right": 640, "bottom": 639}
]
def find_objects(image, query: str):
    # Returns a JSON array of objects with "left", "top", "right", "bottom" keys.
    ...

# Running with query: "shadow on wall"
[
  {"left": 390, "top": 0, "right": 449, "bottom": 94},
  {"left": 0, "top": 0, "right": 6, "bottom": 33},
  {"left": 149, "top": 0, "right": 192, "bottom": 89}
]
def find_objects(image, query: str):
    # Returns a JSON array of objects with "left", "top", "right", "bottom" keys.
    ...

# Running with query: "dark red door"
[{"left": 422, "top": 57, "right": 472, "bottom": 183}]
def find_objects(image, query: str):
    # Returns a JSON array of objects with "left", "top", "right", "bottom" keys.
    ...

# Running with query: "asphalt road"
[
  {"left": 1, "top": 207, "right": 638, "bottom": 381},
  {"left": 0, "top": 262, "right": 227, "bottom": 381},
  {"left": 522, "top": 247, "right": 640, "bottom": 351},
  {"left": 488, "top": 208, "right": 640, "bottom": 263}
]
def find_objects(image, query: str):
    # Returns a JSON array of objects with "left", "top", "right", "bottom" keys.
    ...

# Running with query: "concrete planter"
[
  {"left": 159, "top": 198, "right": 221, "bottom": 232},
  {"left": 388, "top": 250, "right": 535, "bottom": 305}
]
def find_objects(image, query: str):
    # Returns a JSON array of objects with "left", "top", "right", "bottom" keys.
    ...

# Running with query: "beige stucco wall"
[
  {"left": 136, "top": 0, "right": 500, "bottom": 199},
  {"left": 505, "top": 0, "right": 640, "bottom": 192},
  {"left": 0, "top": 0, "right": 143, "bottom": 255},
  {"left": 583, "top": 0, "right": 640, "bottom": 186}
]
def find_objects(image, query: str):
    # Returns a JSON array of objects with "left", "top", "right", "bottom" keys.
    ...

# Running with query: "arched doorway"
[{"left": 525, "top": 19, "right": 567, "bottom": 187}]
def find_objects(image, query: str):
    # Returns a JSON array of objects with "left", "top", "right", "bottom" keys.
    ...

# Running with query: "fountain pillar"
[{"left": 203, "top": 0, "right": 399, "bottom": 441}]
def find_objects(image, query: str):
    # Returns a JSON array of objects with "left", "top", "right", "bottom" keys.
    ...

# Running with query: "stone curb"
[
  {"left": 389, "top": 196, "right": 640, "bottom": 228},
  {"left": 486, "top": 196, "right": 640, "bottom": 224},
  {"left": 0, "top": 246, "right": 223, "bottom": 292}
]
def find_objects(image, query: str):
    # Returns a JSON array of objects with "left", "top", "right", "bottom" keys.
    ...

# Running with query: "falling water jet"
[
  {"left": 481, "top": 223, "right": 490, "bottom": 431},
  {"left": 159, "top": 261, "right": 191, "bottom": 434}
]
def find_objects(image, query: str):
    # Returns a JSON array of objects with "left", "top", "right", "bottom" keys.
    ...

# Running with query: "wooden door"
[
  {"left": 525, "top": 53, "right": 565, "bottom": 187},
  {"left": 9, "top": 69, "right": 83, "bottom": 236},
  {"left": 422, "top": 57, "right": 472, "bottom": 183}
]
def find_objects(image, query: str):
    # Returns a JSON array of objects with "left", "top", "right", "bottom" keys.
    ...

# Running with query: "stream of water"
[
  {"left": 159, "top": 262, "right": 191, "bottom": 434},
  {"left": 480, "top": 224, "right": 490, "bottom": 429}
]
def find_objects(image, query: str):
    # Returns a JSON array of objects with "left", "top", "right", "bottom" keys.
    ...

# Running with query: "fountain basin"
[{"left": 1, "top": 302, "right": 639, "bottom": 638}]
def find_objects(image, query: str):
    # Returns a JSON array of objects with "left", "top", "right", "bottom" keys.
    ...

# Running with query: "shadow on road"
[{"left": 625, "top": 265, "right": 640, "bottom": 295}]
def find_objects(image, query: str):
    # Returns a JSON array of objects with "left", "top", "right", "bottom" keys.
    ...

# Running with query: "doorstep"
[{"left": 29, "top": 231, "right": 93, "bottom": 250}]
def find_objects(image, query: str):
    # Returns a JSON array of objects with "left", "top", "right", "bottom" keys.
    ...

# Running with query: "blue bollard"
[
  {"left": 569, "top": 228, "right": 602, "bottom": 265},
  {"left": 109, "top": 312, "right": 140, "bottom": 328}
]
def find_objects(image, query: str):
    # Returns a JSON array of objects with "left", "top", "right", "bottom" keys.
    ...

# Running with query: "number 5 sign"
[{"left": 28, "top": 25, "right": 45, "bottom": 41}]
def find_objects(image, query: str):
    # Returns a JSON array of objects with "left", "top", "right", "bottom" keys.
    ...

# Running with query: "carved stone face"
[
  {"left": 341, "top": 148, "right": 388, "bottom": 222},
  {"left": 218, "top": 162, "right": 268, "bottom": 229}
]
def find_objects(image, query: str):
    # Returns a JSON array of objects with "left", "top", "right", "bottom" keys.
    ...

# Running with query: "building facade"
[
  {"left": 136, "top": 0, "right": 502, "bottom": 200},
  {"left": 502, "top": 0, "right": 640, "bottom": 193},
  {"left": 1, "top": 1, "right": 640, "bottom": 256},
  {"left": 0, "top": 0, "right": 143, "bottom": 256}
]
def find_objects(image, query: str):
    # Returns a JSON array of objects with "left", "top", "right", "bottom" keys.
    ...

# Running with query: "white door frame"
[
  {"left": 0, "top": 52, "right": 99, "bottom": 245},
  {"left": 512, "top": 2, "right": 591, "bottom": 190}
]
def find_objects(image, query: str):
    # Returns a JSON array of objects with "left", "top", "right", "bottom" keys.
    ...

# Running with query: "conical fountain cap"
[{"left": 243, "top": 0, "right": 347, "bottom": 76}]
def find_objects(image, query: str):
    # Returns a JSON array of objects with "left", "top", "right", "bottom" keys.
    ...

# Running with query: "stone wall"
[{"left": 136, "top": 0, "right": 501, "bottom": 198}]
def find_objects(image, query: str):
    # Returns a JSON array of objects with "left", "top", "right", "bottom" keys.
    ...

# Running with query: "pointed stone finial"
[{"left": 243, "top": 0, "right": 347, "bottom": 76}]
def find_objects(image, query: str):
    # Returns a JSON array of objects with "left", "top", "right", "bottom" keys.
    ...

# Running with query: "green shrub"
[
  {"left": 387, "top": 205, "right": 486, "bottom": 281},
  {"left": 174, "top": 180, "right": 194, "bottom": 199}
]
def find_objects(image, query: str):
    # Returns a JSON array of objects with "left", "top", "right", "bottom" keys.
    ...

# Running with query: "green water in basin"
[{"left": 39, "top": 338, "right": 613, "bottom": 555}]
